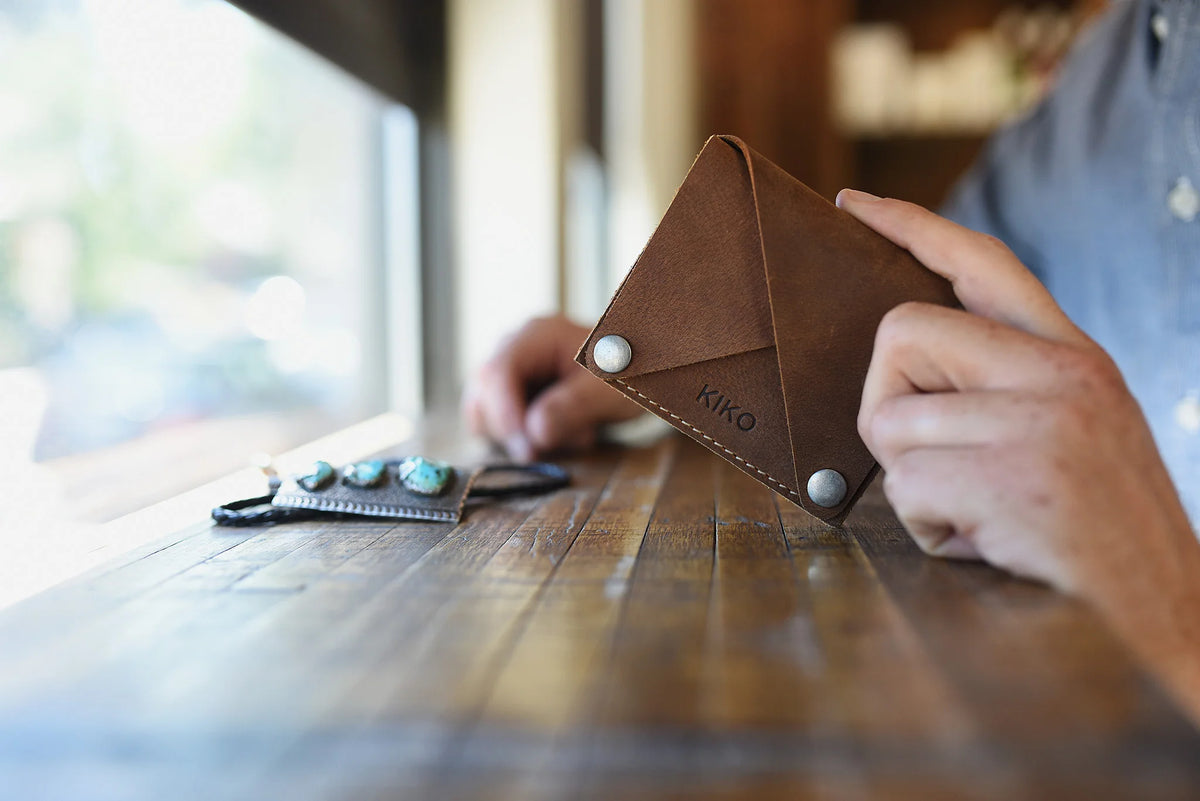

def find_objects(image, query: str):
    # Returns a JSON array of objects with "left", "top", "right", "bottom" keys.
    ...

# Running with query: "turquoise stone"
[
  {"left": 296, "top": 460, "right": 335, "bottom": 492},
  {"left": 343, "top": 459, "right": 386, "bottom": 488},
  {"left": 397, "top": 456, "right": 452, "bottom": 496}
]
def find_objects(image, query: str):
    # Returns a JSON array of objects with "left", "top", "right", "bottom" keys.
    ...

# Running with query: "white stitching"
[{"left": 614, "top": 379, "right": 802, "bottom": 501}]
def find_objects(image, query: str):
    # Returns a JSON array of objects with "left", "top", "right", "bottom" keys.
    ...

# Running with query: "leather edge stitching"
[{"left": 613, "top": 378, "right": 804, "bottom": 504}]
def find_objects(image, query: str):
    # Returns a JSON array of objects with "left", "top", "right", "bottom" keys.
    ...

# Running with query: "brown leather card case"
[{"left": 576, "top": 135, "right": 957, "bottom": 525}]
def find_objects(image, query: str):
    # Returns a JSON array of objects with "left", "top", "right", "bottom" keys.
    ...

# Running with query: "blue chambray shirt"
[{"left": 941, "top": 0, "right": 1200, "bottom": 524}]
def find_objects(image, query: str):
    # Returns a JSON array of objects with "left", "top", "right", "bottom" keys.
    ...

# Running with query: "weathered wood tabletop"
[{"left": 1, "top": 434, "right": 1198, "bottom": 800}]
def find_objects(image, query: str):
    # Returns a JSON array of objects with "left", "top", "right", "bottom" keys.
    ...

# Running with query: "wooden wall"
[{"left": 696, "top": 0, "right": 851, "bottom": 201}]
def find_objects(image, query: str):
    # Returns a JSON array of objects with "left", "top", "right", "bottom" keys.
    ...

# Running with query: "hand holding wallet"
[{"left": 576, "top": 135, "right": 957, "bottom": 525}]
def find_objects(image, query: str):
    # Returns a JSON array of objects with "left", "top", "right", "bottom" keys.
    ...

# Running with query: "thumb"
[{"left": 836, "top": 189, "right": 1086, "bottom": 346}]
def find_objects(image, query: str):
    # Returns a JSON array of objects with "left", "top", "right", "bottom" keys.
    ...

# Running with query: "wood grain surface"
[{"left": 1, "top": 435, "right": 1197, "bottom": 800}]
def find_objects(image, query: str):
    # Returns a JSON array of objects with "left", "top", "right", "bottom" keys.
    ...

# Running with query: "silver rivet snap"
[
  {"left": 807, "top": 469, "right": 847, "bottom": 508},
  {"left": 593, "top": 334, "right": 632, "bottom": 373}
]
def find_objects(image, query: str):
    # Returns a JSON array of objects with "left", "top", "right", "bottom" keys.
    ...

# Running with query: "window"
[{"left": 0, "top": 0, "right": 418, "bottom": 606}]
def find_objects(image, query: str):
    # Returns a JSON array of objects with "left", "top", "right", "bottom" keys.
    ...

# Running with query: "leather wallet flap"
[
  {"left": 740, "top": 137, "right": 958, "bottom": 519},
  {"left": 577, "top": 135, "right": 957, "bottom": 525},
  {"left": 577, "top": 138, "right": 775, "bottom": 380}
]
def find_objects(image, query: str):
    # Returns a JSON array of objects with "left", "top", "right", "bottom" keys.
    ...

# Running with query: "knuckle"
[
  {"left": 865, "top": 400, "right": 901, "bottom": 457},
  {"left": 1000, "top": 445, "right": 1064, "bottom": 509},
  {"left": 1056, "top": 344, "right": 1126, "bottom": 398},
  {"left": 1015, "top": 395, "right": 1057, "bottom": 438},
  {"left": 881, "top": 466, "right": 899, "bottom": 500},
  {"left": 525, "top": 405, "right": 558, "bottom": 446},
  {"left": 885, "top": 198, "right": 926, "bottom": 226},
  {"left": 1041, "top": 392, "right": 1110, "bottom": 452},
  {"left": 904, "top": 524, "right": 948, "bottom": 558},
  {"left": 1085, "top": 351, "right": 1125, "bottom": 396},
  {"left": 1035, "top": 401, "right": 1086, "bottom": 453},
  {"left": 881, "top": 300, "right": 926, "bottom": 328},
  {"left": 874, "top": 301, "right": 948, "bottom": 362},
  {"left": 534, "top": 389, "right": 567, "bottom": 419},
  {"left": 911, "top": 537, "right": 940, "bottom": 558},
  {"left": 870, "top": 397, "right": 901, "bottom": 432},
  {"left": 881, "top": 455, "right": 913, "bottom": 506},
  {"left": 975, "top": 232, "right": 1014, "bottom": 258},
  {"left": 875, "top": 302, "right": 923, "bottom": 351},
  {"left": 475, "top": 359, "right": 504, "bottom": 389},
  {"left": 528, "top": 389, "right": 582, "bottom": 445},
  {"left": 881, "top": 451, "right": 945, "bottom": 526},
  {"left": 463, "top": 400, "right": 485, "bottom": 435},
  {"left": 857, "top": 406, "right": 874, "bottom": 448}
]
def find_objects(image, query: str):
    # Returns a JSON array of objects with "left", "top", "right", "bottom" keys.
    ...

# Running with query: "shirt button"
[
  {"left": 1176, "top": 393, "right": 1200, "bottom": 434},
  {"left": 1168, "top": 177, "right": 1199, "bottom": 222},
  {"left": 1152, "top": 12, "right": 1170, "bottom": 42}
]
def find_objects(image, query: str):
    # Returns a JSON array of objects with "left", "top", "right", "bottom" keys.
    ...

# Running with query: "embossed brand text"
[{"left": 696, "top": 384, "right": 756, "bottom": 431}]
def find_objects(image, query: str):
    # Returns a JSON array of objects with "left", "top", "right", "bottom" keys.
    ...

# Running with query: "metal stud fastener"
[
  {"left": 807, "top": 469, "right": 847, "bottom": 508},
  {"left": 593, "top": 334, "right": 632, "bottom": 373}
]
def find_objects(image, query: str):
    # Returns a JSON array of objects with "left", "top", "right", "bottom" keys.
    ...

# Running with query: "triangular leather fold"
[
  {"left": 578, "top": 135, "right": 957, "bottom": 525},
  {"left": 732, "top": 136, "right": 960, "bottom": 516},
  {"left": 578, "top": 138, "right": 775, "bottom": 380}
]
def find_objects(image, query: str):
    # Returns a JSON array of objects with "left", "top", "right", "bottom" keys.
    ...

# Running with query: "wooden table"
[{"left": 1, "top": 434, "right": 1198, "bottom": 799}]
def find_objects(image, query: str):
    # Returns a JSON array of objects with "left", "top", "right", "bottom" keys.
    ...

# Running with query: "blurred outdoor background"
[{"left": 0, "top": 0, "right": 1102, "bottom": 605}]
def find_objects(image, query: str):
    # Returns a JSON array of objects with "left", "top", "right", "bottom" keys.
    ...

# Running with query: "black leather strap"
[
  {"left": 210, "top": 493, "right": 322, "bottom": 527},
  {"left": 470, "top": 462, "right": 570, "bottom": 497}
]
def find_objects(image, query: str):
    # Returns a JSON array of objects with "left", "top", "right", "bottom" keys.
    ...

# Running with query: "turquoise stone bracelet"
[{"left": 212, "top": 458, "right": 570, "bottom": 527}]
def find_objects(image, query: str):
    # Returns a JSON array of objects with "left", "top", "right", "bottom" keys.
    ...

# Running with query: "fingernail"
[
  {"left": 836, "top": 188, "right": 881, "bottom": 209},
  {"left": 506, "top": 434, "right": 532, "bottom": 462}
]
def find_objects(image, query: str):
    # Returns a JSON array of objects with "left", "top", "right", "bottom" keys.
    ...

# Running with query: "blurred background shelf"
[
  {"left": 849, "top": 133, "right": 990, "bottom": 211},
  {"left": 699, "top": 0, "right": 1104, "bottom": 209}
]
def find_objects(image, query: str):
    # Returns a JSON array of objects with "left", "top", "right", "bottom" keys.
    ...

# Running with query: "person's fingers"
[
  {"left": 869, "top": 302, "right": 1064, "bottom": 391},
  {"left": 868, "top": 390, "right": 1050, "bottom": 466},
  {"left": 561, "top": 425, "right": 598, "bottom": 453},
  {"left": 525, "top": 371, "right": 638, "bottom": 454},
  {"left": 858, "top": 302, "right": 1070, "bottom": 447},
  {"left": 463, "top": 314, "right": 639, "bottom": 459},
  {"left": 499, "top": 316, "right": 590, "bottom": 378},
  {"left": 470, "top": 355, "right": 534, "bottom": 460},
  {"left": 836, "top": 189, "right": 1087, "bottom": 346},
  {"left": 462, "top": 389, "right": 485, "bottom": 437},
  {"left": 467, "top": 317, "right": 589, "bottom": 459},
  {"left": 906, "top": 521, "right": 983, "bottom": 562},
  {"left": 882, "top": 448, "right": 991, "bottom": 561}
]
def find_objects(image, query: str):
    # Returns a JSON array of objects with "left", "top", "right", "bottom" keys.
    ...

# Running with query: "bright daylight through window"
[{"left": 0, "top": 0, "right": 412, "bottom": 606}]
